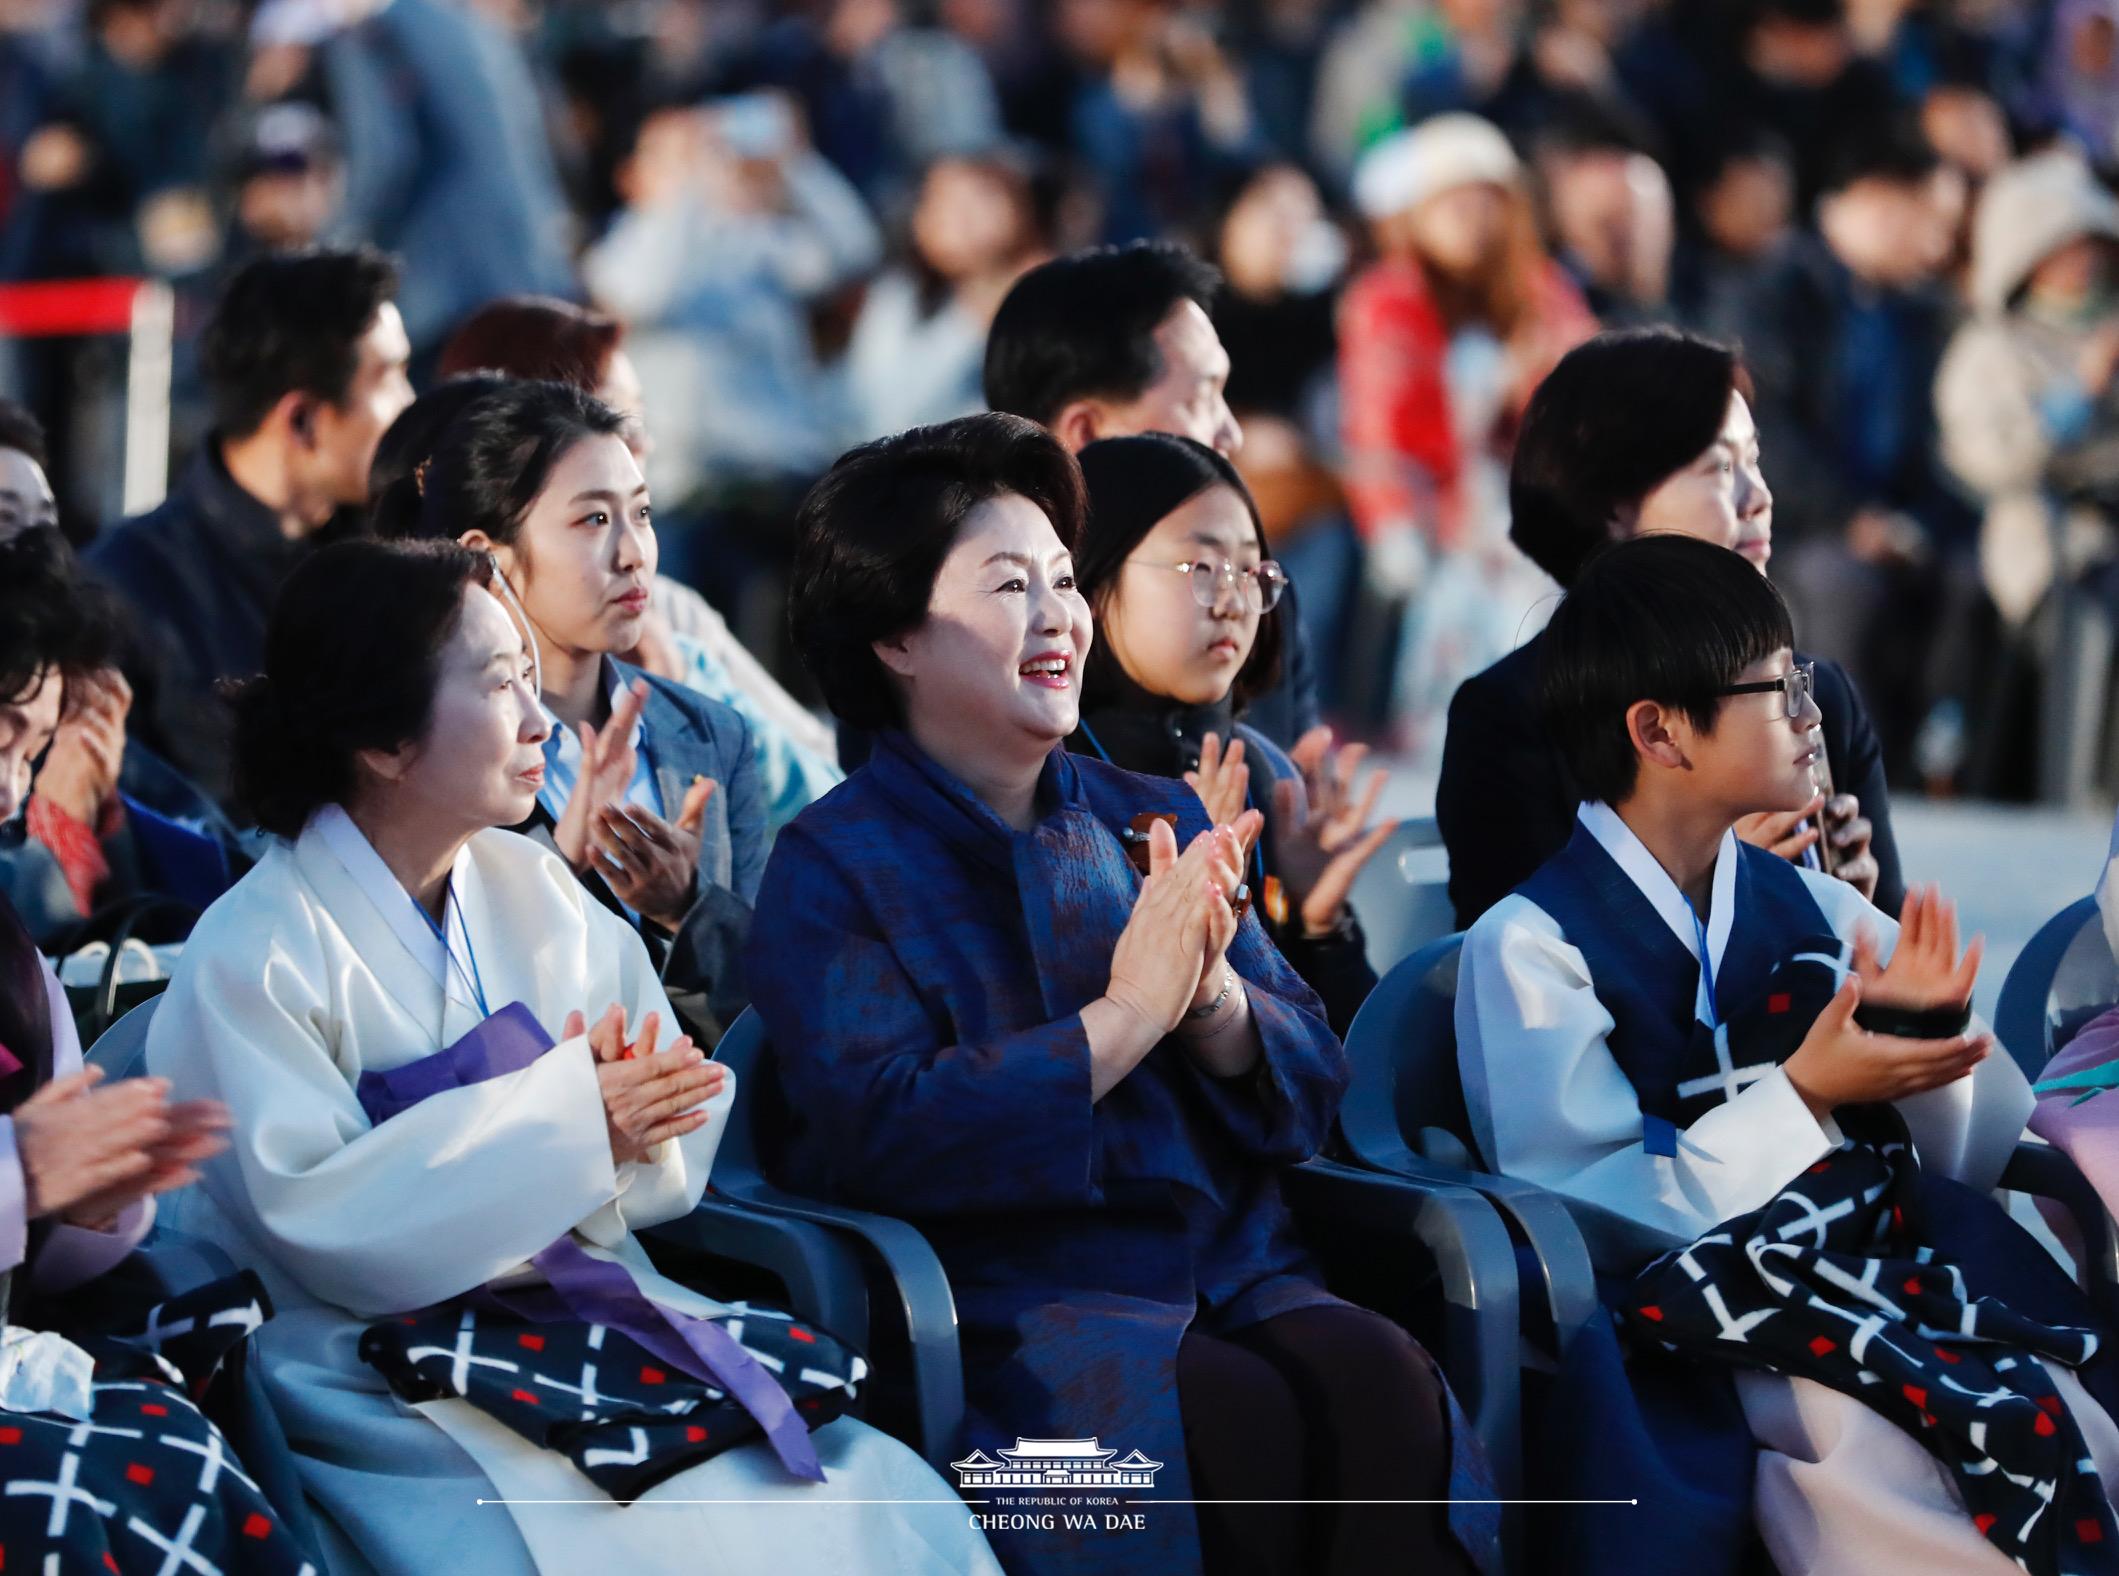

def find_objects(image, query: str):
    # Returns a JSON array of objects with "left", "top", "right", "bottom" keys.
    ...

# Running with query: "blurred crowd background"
[{"left": 4, "top": 0, "right": 2119, "bottom": 806}]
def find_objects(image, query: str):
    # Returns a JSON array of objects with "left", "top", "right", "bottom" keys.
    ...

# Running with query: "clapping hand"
[
  {"left": 1104, "top": 810, "right": 1262, "bottom": 1037},
  {"left": 1853, "top": 884, "right": 1982, "bottom": 1013},
  {"left": 552, "top": 680, "right": 647, "bottom": 871},
  {"left": 14, "top": 1069, "right": 229, "bottom": 1229},
  {"left": 1185, "top": 733, "right": 1251, "bottom": 835},
  {"left": 563, "top": 1004, "right": 726, "bottom": 1166},
  {"left": 1268, "top": 727, "right": 1398, "bottom": 937},
  {"left": 590, "top": 778, "right": 715, "bottom": 931}
]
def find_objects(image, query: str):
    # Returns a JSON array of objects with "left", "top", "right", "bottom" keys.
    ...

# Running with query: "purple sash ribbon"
[{"left": 356, "top": 1002, "right": 825, "bottom": 1482}]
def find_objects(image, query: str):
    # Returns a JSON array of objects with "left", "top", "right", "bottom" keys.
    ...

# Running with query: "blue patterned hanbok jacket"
[{"left": 744, "top": 731, "right": 1351, "bottom": 1575}]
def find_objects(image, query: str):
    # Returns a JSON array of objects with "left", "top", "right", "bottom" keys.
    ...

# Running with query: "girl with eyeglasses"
[{"left": 1067, "top": 434, "right": 1397, "bottom": 1035}]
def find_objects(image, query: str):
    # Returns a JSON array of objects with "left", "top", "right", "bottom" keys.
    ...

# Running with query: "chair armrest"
[
  {"left": 707, "top": 1177, "right": 963, "bottom": 1470},
  {"left": 644, "top": 1200, "right": 871, "bottom": 1349},
  {"left": 1281, "top": 1155, "right": 1521, "bottom": 1497},
  {"left": 2001, "top": 1139, "right": 2119, "bottom": 1318},
  {"left": 1341, "top": 1134, "right": 1600, "bottom": 1354}
]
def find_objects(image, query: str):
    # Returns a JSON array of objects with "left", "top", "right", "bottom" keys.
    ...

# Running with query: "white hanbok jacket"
[{"left": 147, "top": 812, "right": 998, "bottom": 1576}]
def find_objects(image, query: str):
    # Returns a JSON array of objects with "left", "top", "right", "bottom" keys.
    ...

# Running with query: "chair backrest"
[
  {"left": 1995, "top": 895, "right": 2114, "bottom": 1079},
  {"left": 1349, "top": 817, "right": 1455, "bottom": 977},
  {"left": 1339, "top": 933, "right": 1479, "bottom": 1171},
  {"left": 85, "top": 992, "right": 163, "bottom": 1081},
  {"left": 709, "top": 1007, "right": 768, "bottom": 1185}
]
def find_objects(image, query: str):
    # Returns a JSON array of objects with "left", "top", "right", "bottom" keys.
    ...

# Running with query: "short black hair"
[
  {"left": 369, "top": 378, "right": 628, "bottom": 550},
  {"left": 0, "top": 399, "right": 48, "bottom": 467},
  {"left": 790, "top": 413, "right": 1087, "bottom": 730},
  {"left": 202, "top": 245, "right": 401, "bottom": 439},
  {"left": 1533, "top": 93, "right": 1663, "bottom": 164},
  {"left": 1510, "top": 327, "right": 1755, "bottom": 588},
  {"left": 1074, "top": 432, "right": 1282, "bottom": 711},
  {"left": 1539, "top": 534, "right": 1794, "bottom": 805},
  {"left": 1817, "top": 114, "right": 1940, "bottom": 198},
  {"left": 983, "top": 241, "right": 1223, "bottom": 427},
  {"left": 227, "top": 538, "right": 494, "bottom": 837},
  {"left": 0, "top": 528, "right": 114, "bottom": 705}
]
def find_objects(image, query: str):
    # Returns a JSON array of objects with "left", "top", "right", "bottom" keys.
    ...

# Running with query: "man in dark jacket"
[{"left": 86, "top": 246, "right": 412, "bottom": 806}]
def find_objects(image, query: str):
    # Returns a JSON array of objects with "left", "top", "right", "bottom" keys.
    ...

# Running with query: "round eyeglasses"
[
  {"left": 1128, "top": 557, "right": 1287, "bottom": 614},
  {"left": 1716, "top": 659, "right": 1817, "bottom": 722}
]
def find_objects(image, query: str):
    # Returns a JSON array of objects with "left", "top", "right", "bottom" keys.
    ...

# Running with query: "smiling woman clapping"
[{"left": 745, "top": 413, "right": 1485, "bottom": 1576}]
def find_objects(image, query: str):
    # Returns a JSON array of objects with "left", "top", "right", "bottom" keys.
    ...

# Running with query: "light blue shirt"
[{"left": 537, "top": 676, "right": 663, "bottom": 826}]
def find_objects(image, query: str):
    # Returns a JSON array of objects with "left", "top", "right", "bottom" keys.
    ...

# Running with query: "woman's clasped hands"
[
  {"left": 1104, "top": 808, "right": 1263, "bottom": 1039},
  {"left": 561, "top": 1005, "right": 727, "bottom": 1166}
]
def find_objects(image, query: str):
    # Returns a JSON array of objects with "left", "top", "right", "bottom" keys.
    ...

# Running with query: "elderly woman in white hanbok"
[{"left": 146, "top": 539, "right": 998, "bottom": 1576}]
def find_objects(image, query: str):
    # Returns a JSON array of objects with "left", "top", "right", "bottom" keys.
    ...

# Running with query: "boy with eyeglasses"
[{"left": 1457, "top": 535, "right": 2119, "bottom": 1575}]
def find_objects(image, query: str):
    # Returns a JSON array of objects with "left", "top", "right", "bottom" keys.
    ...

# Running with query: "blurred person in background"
[
  {"left": 1731, "top": 118, "right": 1984, "bottom": 789},
  {"left": 841, "top": 149, "right": 1051, "bottom": 441},
  {"left": 1938, "top": 149, "right": 2119, "bottom": 752},
  {"left": 1531, "top": 96, "right": 1679, "bottom": 323},
  {"left": 582, "top": 90, "right": 880, "bottom": 689},
  {"left": 732, "top": 0, "right": 1004, "bottom": 205},
  {"left": 221, "top": 99, "right": 341, "bottom": 260},
  {"left": 1722, "top": 0, "right": 1902, "bottom": 208},
  {"left": 1052, "top": 0, "right": 1265, "bottom": 243},
  {"left": 582, "top": 90, "right": 879, "bottom": 537},
  {"left": 1210, "top": 160, "right": 1360, "bottom": 713},
  {"left": 1673, "top": 120, "right": 1799, "bottom": 339},
  {"left": 439, "top": 296, "right": 843, "bottom": 837},
  {"left": 87, "top": 246, "right": 412, "bottom": 806},
  {"left": 1338, "top": 112, "right": 1594, "bottom": 764},
  {"left": 251, "top": 0, "right": 576, "bottom": 360},
  {"left": 4, "top": 0, "right": 233, "bottom": 282},
  {"left": 2043, "top": 0, "right": 2119, "bottom": 164},
  {"left": 1394, "top": 0, "right": 1647, "bottom": 146}
]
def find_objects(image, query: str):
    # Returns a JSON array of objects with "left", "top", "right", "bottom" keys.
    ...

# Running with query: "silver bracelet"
[{"left": 1185, "top": 967, "right": 1236, "bottom": 1021}]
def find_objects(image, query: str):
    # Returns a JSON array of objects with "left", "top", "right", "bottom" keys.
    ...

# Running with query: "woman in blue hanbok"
[{"left": 746, "top": 412, "right": 1487, "bottom": 1576}]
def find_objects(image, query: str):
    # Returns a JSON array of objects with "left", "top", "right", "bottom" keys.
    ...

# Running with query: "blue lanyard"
[
  {"left": 1077, "top": 721, "right": 1267, "bottom": 889},
  {"left": 417, "top": 883, "right": 491, "bottom": 1019},
  {"left": 1687, "top": 898, "right": 1719, "bottom": 1031}
]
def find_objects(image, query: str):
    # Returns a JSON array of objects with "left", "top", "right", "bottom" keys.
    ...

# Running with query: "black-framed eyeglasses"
[
  {"left": 1128, "top": 556, "right": 1287, "bottom": 614},
  {"left": 1716, "top": 660, "right": 1816, "bottom": 722}
]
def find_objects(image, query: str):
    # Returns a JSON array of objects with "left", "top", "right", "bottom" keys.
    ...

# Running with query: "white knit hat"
[
  {"left": 1970, "top": 149, "right": 2119, "bottom": 312},
  {"left": 1352, "top": 113, "right": 1521, "bottom": 221}
]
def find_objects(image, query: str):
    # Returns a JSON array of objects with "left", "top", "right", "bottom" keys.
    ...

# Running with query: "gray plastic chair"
[
  {"left": 1996, "top": 895, "right": 2115, "bottom": 1079},
  {"left": 1348, "top": 816, "right": 1454, "bottom": 976},
  {"left": 709, "top": 1006, "right": 1525, "bottom": 1519}
]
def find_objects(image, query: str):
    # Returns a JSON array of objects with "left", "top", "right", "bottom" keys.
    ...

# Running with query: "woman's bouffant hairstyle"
[
  {"left": 1510, "top": 327, "right": 1757, "bottom": 589},
  {"left": 0, "top": 528, "right": 115, "bottom": 705},
  {"left": 227, "top": 539, "right": 493, "bottom": 837},
  {"left": 790, "top": 413, "right": 1088, "bottom": 730},
  {"left": 1073, "top": 432, "right": 1282, "bottom": 711},
  {"left": 436, "top": 295, "right": 625, "bottom": 392},
  {"left": 369, "top": 379, "right": 629, "bottom": 551},
  {"left": 1539, "top": 534, "right": 1793, "bottom": 806}
]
